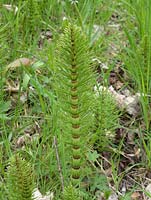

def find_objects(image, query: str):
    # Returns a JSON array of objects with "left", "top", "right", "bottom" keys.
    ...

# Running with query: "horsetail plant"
[
  {"left": 54, "top": 23, "right": 96, "bottom": 187},
  {"left": 6, "top": 154, "right": 35, "bottom": 200},
  {"left": 62, "top": 185, "right": 81, "bottom": 200}
]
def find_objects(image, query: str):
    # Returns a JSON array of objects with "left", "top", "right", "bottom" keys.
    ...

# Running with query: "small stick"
[{"left": 53, "top": 136, "right": 64, "bottom": 191}]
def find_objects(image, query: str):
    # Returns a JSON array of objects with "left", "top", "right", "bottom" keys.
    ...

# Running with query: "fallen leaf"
[
  {"left": 16, "top": 134, "right": 31, "bottom": 148},
  {"left": 131, "top": 192, "right": 141, "bottom": 199},
  {"left": 5, "top": 58, "right": 35, "bottom": 73}
]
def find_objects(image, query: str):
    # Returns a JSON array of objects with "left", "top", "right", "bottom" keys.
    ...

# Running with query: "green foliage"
[
  {"left": 90, "top": 174, "right": 111, "bottom": 198},
  {"left": 6, "top": 154, "right": 35, "bottom": 200},
  {"left": 24, "top": 0, "right": 41, "bottom": 34},
  {"left": 62, "top": 185, "right": 92, "bottom": 200},
  {"left": 0, "top": 23, "right": 9, "bottom": 66},
  {"left": 123, "top": 0, "right": 151, "bottom": 130},
  {"left": 0, "top": 100, "right": 11, "bottom": 120},
  {"left": 93, "top": 88, "right": 119, "bottom": 151},
  {"left": 62, "top": 185, "right": 81, "bottom": 200},
  {"left": 54, "top": 23, "right": 96, "bottom": 186}
]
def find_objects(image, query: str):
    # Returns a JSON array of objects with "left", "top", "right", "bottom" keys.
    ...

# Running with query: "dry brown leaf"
[
  {"left": 5, "top": 58, "right": 35, "bottom": 73},
  {"left": 4, "top": 84, "right": 19, "bottom": 93},
  {"left": 16, "top": 134, "right": 31, "bottom": 148},
  {"left": 104, "top": 167, "right": 112, "bottom": 176},
  {"left": 131, "top": 192, "right": 141, "bottom": 199}
]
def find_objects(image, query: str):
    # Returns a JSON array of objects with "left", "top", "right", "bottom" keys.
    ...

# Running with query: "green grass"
[
  {"left": 121, "top": 0, "right": 151, "bottom": 170},
  {"left": 122, "top": 0, "right": 151, "bottom": 130},
  {"left": 0, "top": 0, "right": 151, "bottom": 199}
]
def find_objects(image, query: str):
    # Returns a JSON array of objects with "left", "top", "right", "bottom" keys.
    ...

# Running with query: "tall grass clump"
[
  {"left": 123, "top": 0, "right": 151, "bottom": 130},
  {"left": 122, "top": 0, "right": 151, "bottom": 168}
]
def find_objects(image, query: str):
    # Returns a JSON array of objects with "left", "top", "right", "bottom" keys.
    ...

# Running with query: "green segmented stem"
[{"left": 70, "top": 26, "right": 81, "bottom": 185}]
